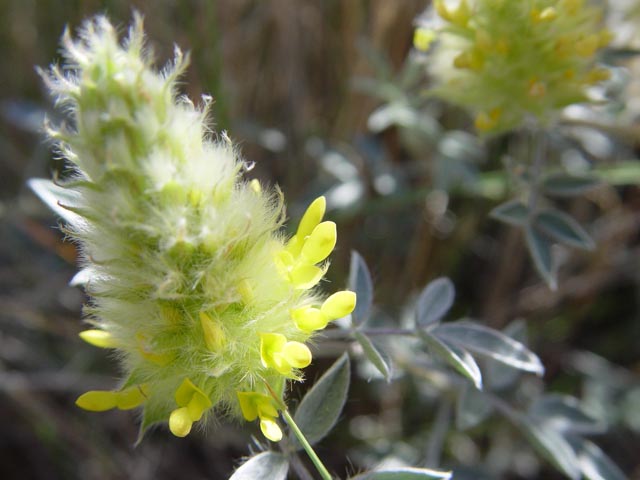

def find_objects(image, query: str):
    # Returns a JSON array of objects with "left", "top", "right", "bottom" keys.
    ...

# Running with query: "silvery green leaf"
[
  {"left": 566, "top": 436, "right": 627, "bottom": 480},
  {"left": 349, "top": 251, "right": 374, "bottom": 326},
  {"left": 517, "top": 415, "right": 581, "bottom": 480},
  {"left": 438, "top": 130, "right": 484, "bottom": 164},
  {"left": 489, "top": 200, "right": 529, "bottom": 226},
  {"left": 486, "top": 319, "right": 528, "bottom": 390},
  {"left": 416, "top": 277, "right": 455, "bottom": 327},
  {"left": 456, "top": 383, "right": 493, "bottom": 430},
  {"left": 354, "top": 331, "right": 390, "bottom": 381},
  {"left": 432, "top": 321, "right": 544, "bottom": 375},
  {"left": 529, "top": 394, "right": 605, "bottom": 434},
  {"left": 229, "top": 451, "right": 288, "bottom": 480},
  {"left": 541, "top": 173, "right": 600, "bottom": 197},
  {"left": 351, "top": 77, "right": 402, "bottom": 103},
  {"left": 349, "top": 467, "right": 452, "bottom": 479},
  {"left": 292, "top": 353, "right": 350, "bottom": 448},
  {"left": 368, "top": 103, "right": 439, "bottom": 138},
  {"left": 399, "top": 56, "right": 425, "bottom": 90},
  {"left": 441, "top": 466, "right": 494, "bottom": 480},
  {"left": 368, "top": 103, "right": 414, "bottom": 133},
  {"left": 525, "top": 223, "right": 557, "bottom": 290},
  {"left": 418, "top": 330, "right": 482, "bottom": 389},
  {"left": 535, "top": 209, "right": 595, "bottom": 251},
  {"left": 28, "top": 178, "right": 84, "bottom": 226}
]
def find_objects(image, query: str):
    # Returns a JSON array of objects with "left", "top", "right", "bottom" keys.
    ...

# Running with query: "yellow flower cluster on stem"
[
  {"left": 415, "top": 0, "right": 613, "bottom": 134},
  {"left": 35, "top": 16, "right": 356, "bottom": 444}
]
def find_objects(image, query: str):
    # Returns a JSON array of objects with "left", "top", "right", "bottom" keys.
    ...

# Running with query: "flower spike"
[{"left": 34, "top": 15, "right": 355, "bottom": 442}]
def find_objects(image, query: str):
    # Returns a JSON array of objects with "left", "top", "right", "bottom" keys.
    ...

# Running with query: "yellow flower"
[
  {"left": 169, "top": 379, "right": 213, "bottom": 437},
  {"left": 237, "top": 391, "right": 282, "bottom": 441}
]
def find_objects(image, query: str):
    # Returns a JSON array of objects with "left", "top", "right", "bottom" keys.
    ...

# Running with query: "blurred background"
[{"left": 1, "top": 0, "right": 639, "bottom": 478}]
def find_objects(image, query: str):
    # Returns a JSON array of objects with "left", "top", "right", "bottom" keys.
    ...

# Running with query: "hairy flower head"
[
  {"left": 32, "top": 15, "right": 355, "bottom": 442},
  {"left": 415, "top": 0, "right": 612, "bottom": 133}
]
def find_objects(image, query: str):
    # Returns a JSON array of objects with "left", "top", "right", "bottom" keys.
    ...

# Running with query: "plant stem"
[
  {"left": 321, "top": 328, "right": 415, "bottom": 339},
  {"left": 528, "top": 128, "right": 546, "bottom": 213},
  {"left": 264, "top": 380, "right": 333, "bottom": 480},
  {"left": 282, "top": 409, "right": 333, "bottom": 480},
  {"left": 425, "top": 398, "right": 451, "bottom": 467}
]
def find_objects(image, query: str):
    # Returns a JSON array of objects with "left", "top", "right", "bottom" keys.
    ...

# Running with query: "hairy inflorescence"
[
  {"left": 415, "top": 0, "right": 612, "bottom": 133},
  {"left": 34, "top": 15, "right": 355, "bottom": 442}
]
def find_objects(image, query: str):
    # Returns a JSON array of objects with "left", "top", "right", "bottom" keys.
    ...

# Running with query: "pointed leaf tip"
[
  {"left": 433, "top": 321, "right": 545, "bottom": 375},
  {"left": 354, "top": 331, "right": 391, "bottom": 381},
  {"left": 535, "top": 209, "right": 595, "bottom": 251},
  {"left": 348, "top": 251, "right": 374, "bottom": 326},
  {"left": 525, "top": 224, "right": 557, "bottom": 290},
  {"left": 419, "top": 330, "right": 482, "bottom": 390},
  {"left": 416, "top": 277, "right": 455, "bottom": 327}
]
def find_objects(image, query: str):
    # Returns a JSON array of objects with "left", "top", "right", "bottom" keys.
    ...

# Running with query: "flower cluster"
[
  {"left": 34, "top": 16, "right": 355, "bottom": 442},
  {"left": 415, "top": 0, "right": 612, "bottom": 133}
]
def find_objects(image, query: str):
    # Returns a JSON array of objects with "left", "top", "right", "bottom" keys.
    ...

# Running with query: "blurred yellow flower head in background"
[{"left": 415, "top": 0, "right": 612, "bottom": 133}]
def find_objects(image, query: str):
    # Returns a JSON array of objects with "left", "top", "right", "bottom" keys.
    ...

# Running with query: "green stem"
[
  {"left": 263, "top": 380, "right": 333, "bottom": 480},
  {"left": 282, "top": 409, "right": 333, "bottom": 480},
  {"left": 528, "top": 127, "right": 546, "bottom": 213},
  {"left": 321, "top": 328, "right": 415, "bottom": 339}
]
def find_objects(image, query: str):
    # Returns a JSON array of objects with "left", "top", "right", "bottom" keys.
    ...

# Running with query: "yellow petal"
[
  {"left": 175, "top": 378, "right": 208, "bottom": 407},
  {"left": 260, "top": 417, "right": 283, "bottom": 442},
  {"left": 283, "top": 341, "right": 312, "bottom": 369},
  {"left": 297, "top": 196, "right": 326, "bottom": 240},
  {"left": 200, "top": 312, "right": 226, "bottom": 352},
  {"left": 474, "top": 108, "right": 501, "bottom": 132},
  {"left": 450, "top": 0, "right": 470, "bottom": 27},
  {"left": 256, "top": 398, "right": 279, "bottom": 419},
  {"left": 576, "top": 34, "right": 599, "bottom": 57},
  {"left": 237, "top": 279, "right": 254, "bottom": 303},
  {"left": 321, "top": 291, "right": 357, "bottom": 321},
  {"left": 290, "top": 264, "right": 324, "bottom": 290},
  {"left": 187, "top": 391, "right": 212, "bottom": 421},
  {"left": 274, "top": 249, "right": 295, "bottom": 277},
  {"left": 76, "top": 390, "right": 118, "bottom": 411},
  {"left": 284, "top": 234, "right": 303, "bottom": 257},
  {"left": 237, "top": 391, "right": 259, "bottom": 421},
  {"left": 434, "top": 0, "right": 452, "bottom": 21},
  {"left": 238, "top": 391, "right": 278, "bottom": 422},
  {"left": 292, "top": 306, "right": 327, "bottom": 332},
  {"left": 260, "top": 333, "right": 287, "bottom": 369},
  {"left": 249, "top": 179, "right": 261, "bottom": 194},
  {"left": 169, "top": 407, "right": 193, "bottom": 437},
  {"left": 79, "top": 329, "right": 116, "bottom": 348},
  {"left": 413, "top": 28, "right": 436, "bottom": 52},
  {"left": 272, "top": 353, "right": 293, "bottom": 375},
  {"left": 453, "top": 50, "right": 483, "bottom": 71},
  {"left": 116, "top": 385, "right": 148, "bottom": 410},
  {"left": 300, "top": 221, "right": 336, "bottom": 265},
  {"left": 586, "top": 67, "right": 611, "bottom": 85}
]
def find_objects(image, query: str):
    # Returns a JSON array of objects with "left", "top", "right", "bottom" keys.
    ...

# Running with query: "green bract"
[
  {"left": 34, "top": 15, "right": 355, "bottom": 442},
  {"left": 416, "top": 0, "right": 612, "bottom": 133}
]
